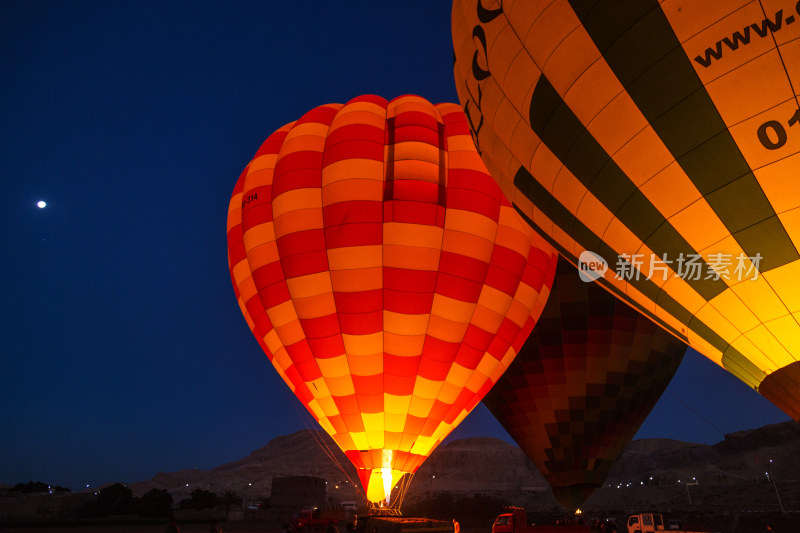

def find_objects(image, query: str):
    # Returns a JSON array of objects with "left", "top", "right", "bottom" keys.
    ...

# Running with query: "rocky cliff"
[{"left": 128, "top": 421, "right": 800, "bottom": 514}]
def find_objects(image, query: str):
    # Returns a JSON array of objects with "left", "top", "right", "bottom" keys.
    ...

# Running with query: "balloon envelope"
[
  {"left": 453, "top": 0, "right": 800, "bottom": 418},
  {"left": 484, "top": 258, "right": 686, "bottom": 510},
  {"left": 226, "top": 95, "right": 558, "bottom": 504}
]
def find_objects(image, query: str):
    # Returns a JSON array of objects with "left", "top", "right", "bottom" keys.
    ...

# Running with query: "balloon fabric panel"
[
  {"left": 483, "top": 258, "right": 686, "bottom": 511},
  {"left": 227, "top": 95, "right": 557, "bottom": 503},
  {"left": 453, "top": 0, "right": 800, "bottom": 418}
]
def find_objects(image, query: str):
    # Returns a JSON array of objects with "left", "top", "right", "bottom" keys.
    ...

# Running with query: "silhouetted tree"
[
  {"left": 12, "top": 481, "right": 70, "bottom": 494},
  {"left": 222, "top": 490, "right": 239, "bottom": 519},
  {"left": 138, "top": 488, "right": 173, "bottom": 518},
  {"left": 96, "top": 483, "right": 133, "bottom": 516},
  {"left": 13, "top": 481, "right": 49, "bottom": 493},
  {"left": 179, "top": 488, "right": 219, "bottom": 510}
]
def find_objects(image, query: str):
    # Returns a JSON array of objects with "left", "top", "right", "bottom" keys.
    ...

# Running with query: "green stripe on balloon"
[{"left": 568, "top": 0, "right": 798, "bottom": 272}]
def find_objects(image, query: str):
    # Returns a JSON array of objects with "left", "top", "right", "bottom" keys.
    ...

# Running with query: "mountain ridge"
[{"left": 124, "top": 420, "right": 799, "bottom": 514}]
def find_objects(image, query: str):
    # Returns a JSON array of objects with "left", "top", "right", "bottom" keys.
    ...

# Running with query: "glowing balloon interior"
[
  {"left": 453, "top": 0, "right": 800, "bottom": 418},
  {"left": 227, "top": 95, "right": 558, "bottom": 504}
]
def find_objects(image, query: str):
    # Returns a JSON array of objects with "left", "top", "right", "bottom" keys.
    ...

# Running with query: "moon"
[{"left": 37, "top": 200, "right": 46, "bottom": 208}]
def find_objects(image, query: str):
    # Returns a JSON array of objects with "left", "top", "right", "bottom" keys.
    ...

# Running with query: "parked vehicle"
[
  {"left": 341, "top": 501, "right": 358, "bottom": 512},
  {"left": 292, "top": 508, "right": 349, "bottom": 531},
  {"left": 626, "top": 513, "right": 706, "bottom": 533},
  {"left": 492, "top": 507, "right": 590, "bottom": 533}
]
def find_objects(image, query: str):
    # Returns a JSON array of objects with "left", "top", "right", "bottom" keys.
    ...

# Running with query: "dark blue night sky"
[{"left": 1, "top": 2, "right": 789, "bottom": 491}]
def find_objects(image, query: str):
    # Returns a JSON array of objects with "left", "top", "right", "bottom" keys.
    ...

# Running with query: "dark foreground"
[
  {"left": 0, "top": 520, "right": 279, "bottom": 533},
  {"left": 3, "top": 513, "right": 800, "bottom": 533}
]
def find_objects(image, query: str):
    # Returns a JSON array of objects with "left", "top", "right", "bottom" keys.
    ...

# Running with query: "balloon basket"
[{"left": 366, "top": 505, "right": 402, "bottom": 516}]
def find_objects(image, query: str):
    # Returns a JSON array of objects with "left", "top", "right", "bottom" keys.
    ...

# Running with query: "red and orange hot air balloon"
[{"left": 226, "top": 95, "right": 558, "bottom": 505}]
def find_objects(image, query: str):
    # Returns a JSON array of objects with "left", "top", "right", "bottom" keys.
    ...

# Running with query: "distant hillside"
[
  {"left": 131, "top": 430, "right": 361, "bottom": 501},
  {"left": 606, "top": 421, "right": 800, "bottom": 485},
  {"left": 127, "top": 421, "right": 800, "bottom": 515},
  {"left": 410, "top": 437, "right": 547, "bottom": 493}
]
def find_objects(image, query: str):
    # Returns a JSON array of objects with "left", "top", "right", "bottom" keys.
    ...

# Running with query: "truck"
[
  {"left": 491, "top": 507, "right": 590, "bottom": 533},
  {"left": 625, "top": 513, "right": 707, "bottom": 533},
  {"left": 292, "top": 508, "right": 350, "bottom": 532}
]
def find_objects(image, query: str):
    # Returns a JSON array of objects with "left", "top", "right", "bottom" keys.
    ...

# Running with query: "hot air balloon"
[
  {"left": 452, "top": 0, "right": 800, "bottom": 418},
  {"left": 483, "top": 258, "right": 686, "bottom": 511},
  {"left": 226, "top": 95, "right": 558, "bottom": 506}
]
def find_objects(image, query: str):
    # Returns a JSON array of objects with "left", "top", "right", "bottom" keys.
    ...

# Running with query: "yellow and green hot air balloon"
[{"left": 453, "top": 0, "right": 800, "bottom": 418}]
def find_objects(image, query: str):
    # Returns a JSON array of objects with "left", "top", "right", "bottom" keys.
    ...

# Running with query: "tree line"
[
  {"left": 86, "top": 483, "right": 241, "bottom": 518},
  {"left": 12, "top": 481, "right": 71, "bottom": 494},
  {"left": 6, "top": 481, "right": 240, "bottom": 519}
]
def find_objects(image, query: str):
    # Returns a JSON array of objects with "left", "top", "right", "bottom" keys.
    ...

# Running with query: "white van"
[{"left": 341, "top": 501, "right": 357, "bottom": 512}]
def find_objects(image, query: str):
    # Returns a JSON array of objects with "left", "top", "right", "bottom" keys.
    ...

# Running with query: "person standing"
[{"left": 326, "top": 519, "right": 340, "bottom": 533}]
